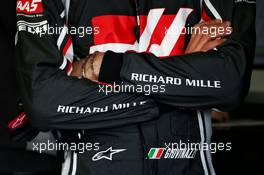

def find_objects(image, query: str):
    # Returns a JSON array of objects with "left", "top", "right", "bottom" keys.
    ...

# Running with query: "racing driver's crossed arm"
[
  {"left": 15, "top": 0, "right": 159, "bottom": 130},
  {"left": 81, "top": 1, "right": 256, "bottom": 112}
]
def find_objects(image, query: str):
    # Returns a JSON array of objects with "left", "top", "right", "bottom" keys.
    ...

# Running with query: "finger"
[
  {"left": 185, "top": 36, "right": 201, "bottom": 54},
  {"left": 185, "top": 20, "right": 231, "bottom": 54},
  {"left": 86, "top": 72, "right": 97, "bottom": 81},
  {"left": 201, "top": 38, "right": 227, "bottom": 52},
  {"left": 193, "top": 21, "right": 231, "bottom": 51},
  {"left": 85, "top": 66, "right": 97, "bottom": 81},
  {"left": 192, "top": 28, "right": 213, "bottom": 52},
  {"left": 204, "top": 21, "right": 232, "bottom": 38},
  {"left": 92, "top": 52, "right": 105, "bottom": 77},
  {"left": 186, "top": 20, "right": 225, "bottom": 52},
  {"left": 211, "top": 21, "right": 232, "bottom": 38},
  {"left": 185, "top": 25, "right": 204, "bottom": 53}
]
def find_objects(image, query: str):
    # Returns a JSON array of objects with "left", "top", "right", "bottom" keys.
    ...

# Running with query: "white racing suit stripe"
[
  {"left": 71, "top": 152, "right": 78, "bottom": 175},
  {"left": 203, "top": 0, "right": 222, "bottom": 20},
  {"left": 204, "top": 111, "right": 216, "bottom": 175},
  {"left": 197, "top": 111, "right": 209, "bottom": 175},
  {"left": 197, "top": 110, "right": 216, "bottom": 175},
  {"left": 61, "top": 151, "right": 72, "bottom": 175}
]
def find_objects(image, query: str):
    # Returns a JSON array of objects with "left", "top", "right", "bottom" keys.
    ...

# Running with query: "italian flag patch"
[{"left": 148, "top": 148, "right": 165, "bottom": 159}]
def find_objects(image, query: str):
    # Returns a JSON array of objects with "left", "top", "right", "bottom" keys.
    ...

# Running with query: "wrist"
[
  {"left": 82, "top": 54, "right": 96, "bottom": 79},
  {"left": 81, "top": 55, "right": 90, "bottom": 79}
]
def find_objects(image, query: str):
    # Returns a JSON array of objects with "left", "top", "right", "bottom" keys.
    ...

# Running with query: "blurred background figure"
[{"left": 211, "top": 111, "right": 230, "bottom": 123}]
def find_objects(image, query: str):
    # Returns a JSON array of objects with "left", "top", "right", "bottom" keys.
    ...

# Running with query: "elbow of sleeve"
[
  {"left": 219, "top": 75, "right": 246, "bottom": 111},
  {"left": 217, "top": 46, "right": 249, "bottom": 111},
  {"left": 25, "top": 95, "right": 55, "bottom": 130},
  {"left": 219, "top": 91, "right": 242, "bottom": 111},
  {"left": 27, "top": 106, "right": 50, "bottom": 130}
]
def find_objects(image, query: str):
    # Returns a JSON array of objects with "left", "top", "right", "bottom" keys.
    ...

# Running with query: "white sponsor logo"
[
  {"left": 234, "top": 0, "right": 256, "bottom": 3},
  {"left": 92, "top": 147, "right": 126, "bottom": 161},
  {"left": 17, "top": 20, "right": 48, "bottom": 35},
  {"left": 164, "top": 149, "right": 197, "bottom": 159}
]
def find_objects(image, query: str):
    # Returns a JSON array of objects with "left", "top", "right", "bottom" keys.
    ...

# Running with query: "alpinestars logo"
[
  {"left": 92, "top": 147, "right": 126, "bottom": 161},
  {"left": 8, "top": 112, "right": 27, "bottom": 130},
  {"left": 16, "top": 0, "right": 43, "bottom": 14},
  {"left": 148, "top": 148, "right": 197, "bottom": 159}
]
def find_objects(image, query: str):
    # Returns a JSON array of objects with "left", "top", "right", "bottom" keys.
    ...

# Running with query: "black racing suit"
[{"left": 15, "top": 0, "right": 256, "bottom": 174}]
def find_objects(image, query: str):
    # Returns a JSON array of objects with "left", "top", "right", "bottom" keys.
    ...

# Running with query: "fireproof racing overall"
[{"left": 15, "top": 0, "right": 255, "bottom": 174}]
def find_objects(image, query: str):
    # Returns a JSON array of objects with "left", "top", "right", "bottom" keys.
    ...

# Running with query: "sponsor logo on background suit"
[
  {"left": 92, "top": 147, "right": 126, "bottom": 161},
  {"left": 16, "top": 0, "right": 43, "bottom": 14},
  {"left": 90, "top": 8, "right": 194, "bottom": 57},
  {"left": 234, "top": 0, "right": 256, "bottom": 4}
]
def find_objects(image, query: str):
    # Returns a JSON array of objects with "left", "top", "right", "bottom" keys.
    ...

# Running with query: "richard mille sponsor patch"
[
  {"left": 131, "top": 73, "right": 221, "bottom": 88},
  {"left": 57, "top": 101, "right": 147, "bottom": 114},
  {"left": 148, "top": 148, "right": 197, "bottom": 159}
]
